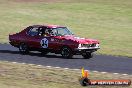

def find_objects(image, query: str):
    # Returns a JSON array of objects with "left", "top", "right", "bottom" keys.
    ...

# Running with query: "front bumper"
[{"left": 74, "top": 47, "right": 100, "bottom": 54}]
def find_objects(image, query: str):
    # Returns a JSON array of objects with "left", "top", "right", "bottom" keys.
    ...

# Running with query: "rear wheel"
[
  {"left": 61, "top": 47, "right": 73, "bottom": 59},
  {"left": 19, "top": 43, "right": 29, "bottom": 54},
  {"left": 82, "top": 53, "right": 93, "bottom": 59}
]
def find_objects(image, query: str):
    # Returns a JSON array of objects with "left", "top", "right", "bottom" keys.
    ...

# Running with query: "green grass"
[
  {"left": 0, "top": 60, "right": 132, "bottom": 88},
  {"left": 0, "top": 0, "right": 132, "bottom": 57}
]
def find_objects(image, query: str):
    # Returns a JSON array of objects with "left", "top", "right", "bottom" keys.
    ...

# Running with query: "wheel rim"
[{"left": 62, "top": 48, "right": 70, "bottom": 57}]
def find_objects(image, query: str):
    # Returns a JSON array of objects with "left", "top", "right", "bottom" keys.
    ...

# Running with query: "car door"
[
  {"left": 26, "top": 27, "right": 41, "bottom": 48},
  {"left": 39, "top": 28, "right": 54, "bottom": 50},
  {"left": 46, "top": 29, "right": 62, "bottom": 50}
]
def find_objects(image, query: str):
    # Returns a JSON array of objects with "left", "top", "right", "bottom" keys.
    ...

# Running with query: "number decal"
[{"left": 40, "top": 38, "right": 48, "bottom": 48}]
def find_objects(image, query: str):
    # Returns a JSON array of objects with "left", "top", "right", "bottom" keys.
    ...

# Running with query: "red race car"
[{"left": 9, "top": 25, "right": 100, "bottom": 59}]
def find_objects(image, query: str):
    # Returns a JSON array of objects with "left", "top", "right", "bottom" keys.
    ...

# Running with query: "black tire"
[
  {"left": 61, "top": 46, "right": 73, "bottom": 59},
  {"left": 82, "top": 53, "right": 93, "bottom": 59},
  {"left": 79, "top": 77, "right": 91, "bottom": 86},
  {"left": 19, "top": 43, "right": 29, "bottom": 54}
]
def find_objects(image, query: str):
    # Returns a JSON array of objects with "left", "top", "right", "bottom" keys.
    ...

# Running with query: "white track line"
[
  {"left": 46, "top": 66, "right": 52, "bottom": 68},
  {"left": 73, "top": 69, "right": 80, "bottom": 71},
  {"left": 21, "top": 63, "right": 26, "bottom": 64},
  {"left": 122, "top": 74, "right": 128, "bottom": 76},
  {"left": 92, "top": 71, "right": 99, "bottom": 73},
  {"left": 54, "top": 67, "right": 61, "bottom": 69},
  {"left": 37, "top": 65, "right": 42, "bottom": 67},
  {"left": 8, "top": 61, "right": 131, "bottom": 76},
  {"left": 101, "top": 72, "right": 107, "bottom": 74},
  {"left": 29, "top": 64, "right": 35, "bottom": 65},
  {"left": 64, "top": 68, "right": 69, "bottom": 70},
  {"left": 113, "top": 73, "right": 119, "bottom": 75},
  {"left": 4, "top": 61, "right": 8, "bottom": 62},
  {"left": 12, "top": 62, "right": 17, "bottom": 64}
]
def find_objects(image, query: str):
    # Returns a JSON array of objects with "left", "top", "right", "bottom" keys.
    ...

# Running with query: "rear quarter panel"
[{"left": 9, "top": 29, "right": 27, "bottom": 47}]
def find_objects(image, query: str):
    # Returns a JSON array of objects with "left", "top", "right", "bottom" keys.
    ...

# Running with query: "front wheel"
[
  {"left": 19, "top": 43, "right": 29, "bottom": 54},
  {"left": 82, "top": 53, "right": 93, "bottom": 59},
  {"left": 61, "top": 47, "right": 73, "bottom": 59}
]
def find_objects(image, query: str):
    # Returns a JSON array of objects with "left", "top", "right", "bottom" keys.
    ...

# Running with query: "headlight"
[
  {"left": 78, "top": 44, "right": 82, "bottom": 48},
  {"left": 96, "top": 44, "right": 100, "bottom": 47}
]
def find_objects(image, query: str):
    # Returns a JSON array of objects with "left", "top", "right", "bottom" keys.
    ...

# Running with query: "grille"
[
  {"left": 82, "top": 43, "right": 96, "bottom": 48},
  {"left": 91, "top": 43, "right": 96, "bottom": 47}
]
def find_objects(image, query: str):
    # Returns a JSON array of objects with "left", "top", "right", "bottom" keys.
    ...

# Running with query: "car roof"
[{"left": 32, "top": 24, "right": 65, "bottom": 29}]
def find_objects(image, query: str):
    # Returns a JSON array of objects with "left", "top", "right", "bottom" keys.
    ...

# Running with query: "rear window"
[{"left": 28, "top": 27, "right": 39, "bottom": 36}]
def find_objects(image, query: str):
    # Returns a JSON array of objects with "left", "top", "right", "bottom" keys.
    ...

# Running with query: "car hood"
[{"left": 59, "top": 35, "right": 99, "bottom": 44}]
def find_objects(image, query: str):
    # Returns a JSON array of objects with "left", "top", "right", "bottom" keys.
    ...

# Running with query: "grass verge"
[{"left": 0, "top": 61, "right": 132, "bottom": 88}]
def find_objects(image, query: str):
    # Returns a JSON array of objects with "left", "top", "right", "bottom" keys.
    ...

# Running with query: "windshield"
[{"left": 53, "top": 27, "right": 73, "bottom": 36}]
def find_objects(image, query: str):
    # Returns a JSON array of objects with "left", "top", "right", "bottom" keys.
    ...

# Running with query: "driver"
[{"left": 43, "top": 29, "right": 52, "bottom": 36}]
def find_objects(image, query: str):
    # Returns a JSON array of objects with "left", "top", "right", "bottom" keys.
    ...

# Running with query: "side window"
[
  {"left": 44, "top": 28, "right": 55, "bottom": 36},
  {"left": 52, "top": 29, "right": 57, "bottom": 36},
  {"left": 41, "top": 28, "right": 52, "bottom": 36},
  {"left": 38, "top": 27, "right": 46, "bottom": 36},
  {"left": 28, "top": 27, "right": 39, "bottom": 36}
]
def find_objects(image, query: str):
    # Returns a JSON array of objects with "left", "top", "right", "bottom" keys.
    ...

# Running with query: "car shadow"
[{"left": 0, "top": 50, "right": 83, "bottom": 59}]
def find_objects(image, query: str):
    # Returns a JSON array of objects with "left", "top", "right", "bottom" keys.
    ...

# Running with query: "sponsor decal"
[
  {"left": 79, "top": 67, "right": 131, "bottom": 86},
  {"left": 40, "top": 38, "right": 48, "bottom": 48},
  {"left": 51, "top": 38, "right": 54, "bottom": 42}
]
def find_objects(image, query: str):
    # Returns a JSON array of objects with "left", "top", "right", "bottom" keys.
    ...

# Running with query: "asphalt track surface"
[{"left": 0, "top": 44, "right": 132, "bottom": 74}]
